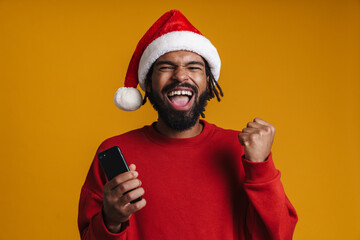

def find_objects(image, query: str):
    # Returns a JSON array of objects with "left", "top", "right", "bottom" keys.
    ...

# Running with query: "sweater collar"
[{"left": 144, "top": 120, "right": 215, "bottom": 147}]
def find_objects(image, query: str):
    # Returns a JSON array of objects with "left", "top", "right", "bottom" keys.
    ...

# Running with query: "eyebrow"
[
  {"left": 187, "top": 61, "right": 205, "bottom": 67},
  {"left": 155, "top": 61, "right": 177, "bottom": 67},
  {"left": 155, "top": 60, "right": 205, "bottom": 67}
]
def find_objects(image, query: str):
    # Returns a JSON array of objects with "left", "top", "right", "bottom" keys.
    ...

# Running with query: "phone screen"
[{"left": 98, "top": 146, "right": 129, "bottom": 181}]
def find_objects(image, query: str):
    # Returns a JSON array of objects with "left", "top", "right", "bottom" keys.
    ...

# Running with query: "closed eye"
[
  {"left": 155, "top": 61, "right": 177, "bottom": 71},
  {"left": 188, "top": 67, "right": 202, "bottom": 70},
  {"left": 187, "top": 61, "right": 204, "bottom": 71},
  {"left": 159, "top": 66, "right": 175, "bottom": 71}
]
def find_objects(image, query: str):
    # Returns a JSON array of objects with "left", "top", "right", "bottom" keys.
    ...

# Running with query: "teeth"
[{"left": 168, "top": 90, "right": 193, "bottom": 97}]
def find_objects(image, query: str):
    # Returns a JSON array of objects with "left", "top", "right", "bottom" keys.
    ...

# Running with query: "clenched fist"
[{"left": 238, "top": 118, "right": 275, "bottom": 162}]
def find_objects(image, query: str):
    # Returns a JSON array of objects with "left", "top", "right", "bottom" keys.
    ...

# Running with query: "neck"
[{"left": 155, "top": 117, "right": 203, "bottom": 138}]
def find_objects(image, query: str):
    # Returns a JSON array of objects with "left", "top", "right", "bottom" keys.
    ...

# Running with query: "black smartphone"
[{"left": 98, "top": 146, "right": 141, "bottom": 203}]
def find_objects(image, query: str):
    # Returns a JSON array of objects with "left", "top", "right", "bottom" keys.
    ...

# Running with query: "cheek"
[
  {"left": 195, "top": 76, "right": 208, "bottom": 93},
  {"left": 151, "top": 73, "right": 169, "bottom": 92}
]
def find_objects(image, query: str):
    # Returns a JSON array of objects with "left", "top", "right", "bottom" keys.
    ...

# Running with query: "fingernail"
[{"left": 133, "top": 171, "right": 139, "bottom": 177}]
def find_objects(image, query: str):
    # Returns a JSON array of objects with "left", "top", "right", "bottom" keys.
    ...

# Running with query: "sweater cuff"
[
  {"left": 91, "top": 210, "right": 129, "bottom": 239},
  {"left": 242, "top": 152, "right": 279, "bottom": 183}
]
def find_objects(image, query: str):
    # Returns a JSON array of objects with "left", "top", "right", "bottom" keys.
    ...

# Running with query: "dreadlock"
[
  {"left": 203, "top": 58, "right": 223, "bottom": 102},
  {"left": 142, "top": 57, "right": 224, "bottom": 116}
]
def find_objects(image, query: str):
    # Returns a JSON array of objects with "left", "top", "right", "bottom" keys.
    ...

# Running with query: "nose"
[{"left": 172, "top": 67, "right": 189, "bottom": 82}]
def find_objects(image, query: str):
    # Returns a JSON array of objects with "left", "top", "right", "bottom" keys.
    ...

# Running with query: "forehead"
[{"left": 155, "top": 50, "right": 205, "bottom": 64}]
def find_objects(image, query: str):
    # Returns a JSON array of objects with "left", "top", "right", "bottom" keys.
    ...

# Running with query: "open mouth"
[{"left": 166, "top": 87, "right": 195, "bottom": 111}]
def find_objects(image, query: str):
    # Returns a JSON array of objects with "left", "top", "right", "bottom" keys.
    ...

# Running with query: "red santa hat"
[{"left": 114, "top": 9, "right": 221, "bottom": 111}]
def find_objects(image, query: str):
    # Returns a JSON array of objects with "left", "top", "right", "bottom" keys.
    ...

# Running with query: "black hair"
[{"left": 203, "top": 57, "right": 223, "bottom": 102}]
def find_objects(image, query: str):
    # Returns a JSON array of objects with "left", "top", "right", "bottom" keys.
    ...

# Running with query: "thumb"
[{"left": 129, "top": 164, "right": 136, "bottom": 171}]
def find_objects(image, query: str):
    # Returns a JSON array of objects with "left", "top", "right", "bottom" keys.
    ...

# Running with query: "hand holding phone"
[
  {"left": 98, "top": 146, "right": 146, "bottom": 233},
  {"left": 98, "top": 146, "right": 142, "bottom": 203}
]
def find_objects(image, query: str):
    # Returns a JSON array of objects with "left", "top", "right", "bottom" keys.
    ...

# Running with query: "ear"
[
  {"left": 146, "top": 80, "right": 151, "bottom": 93},
  {"left": 145, "top": 69, "right": 154, "bottom": 93},
  {"left": 144, "top": 73, "right": 151, "bottom": 92}
]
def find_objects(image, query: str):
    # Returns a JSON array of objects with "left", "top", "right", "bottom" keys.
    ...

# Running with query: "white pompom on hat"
[{"left": 114, "top": 9, "right": 221, "bottom": 111}]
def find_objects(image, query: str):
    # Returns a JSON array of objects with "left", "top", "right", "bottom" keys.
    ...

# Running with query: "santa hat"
[{"left": 114, "top": 9, "right": 221, "bottom": 111}]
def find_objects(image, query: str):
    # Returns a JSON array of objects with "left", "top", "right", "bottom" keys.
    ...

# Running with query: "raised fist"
[{"left": 238, "top": 118, "right": 275, "bottom": 162}]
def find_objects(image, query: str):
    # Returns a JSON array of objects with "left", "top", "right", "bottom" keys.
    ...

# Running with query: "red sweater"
[{"left": 78, "top": 121, "right": 297, "bottom": 239}]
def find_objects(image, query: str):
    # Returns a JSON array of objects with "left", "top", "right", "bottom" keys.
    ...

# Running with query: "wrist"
[
  {"left": 106, "top": 223, "right": 122, "bottom": 233},
  {"left": 242, "top": 153, "right": 279, "bottom": 183},
  {"left": 245, "top": 154, "right": 270, "bottom": 162},
  {"left": 102, "top": 208, "right": 123, "bottom": 233}
]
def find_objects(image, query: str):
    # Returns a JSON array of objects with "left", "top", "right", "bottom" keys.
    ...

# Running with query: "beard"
[{"left": 147, "top": 82, "right": 208, "bottom": 131}]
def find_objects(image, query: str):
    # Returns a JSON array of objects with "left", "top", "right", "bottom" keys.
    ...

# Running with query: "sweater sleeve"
[
  {"left": 78, "top": 186, "right": 129, "bottom": 240},
  {"left": 242, "top": 153, "right": 298, "bottom": 240}
]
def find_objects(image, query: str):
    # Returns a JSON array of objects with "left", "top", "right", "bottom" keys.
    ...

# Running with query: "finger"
[
  {"left": 248, "top": 122, "right": 274, "bottom": 136},
  {"left": 105, "top": 171, "right": 139, "bottom": 191},
  {"left": 129, "top": 164, "right": 136, "bottom": 171},
  {"left": 254, "top": 117, "right": 271, "bottom": 126},
  {"left": 122, "top": 198, "right": 147, "bottom": 216},
  {"left": 241, "top": 127, "right": 259, "bottom": 134},
  {"left": 246, "top": 121, "right": 264, "bottom": 129},
  {"left": 120, "top": 187, "right": 146, "bottom": 206},
  {"left": 112, "top": 178, "right": 142, "bottom": 197},
  {"left": 238, "top": 133, "right": 249, "bottom": 146},
  {"left": 254, "top": 118, "right": 275, "bottom": 133}
]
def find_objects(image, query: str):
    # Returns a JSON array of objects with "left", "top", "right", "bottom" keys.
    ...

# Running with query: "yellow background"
[{"left": 0, "top": 0, "right": 359, "bottom": 239}]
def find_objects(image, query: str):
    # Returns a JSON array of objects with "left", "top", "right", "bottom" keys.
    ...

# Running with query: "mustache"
[{"left": 161, "top": 82, "right": 198, "bottom": 95}]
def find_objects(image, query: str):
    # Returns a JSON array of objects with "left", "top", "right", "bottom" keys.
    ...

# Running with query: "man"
[{"left": 78, "top": 9, "right": 298, "bottom": 239}]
